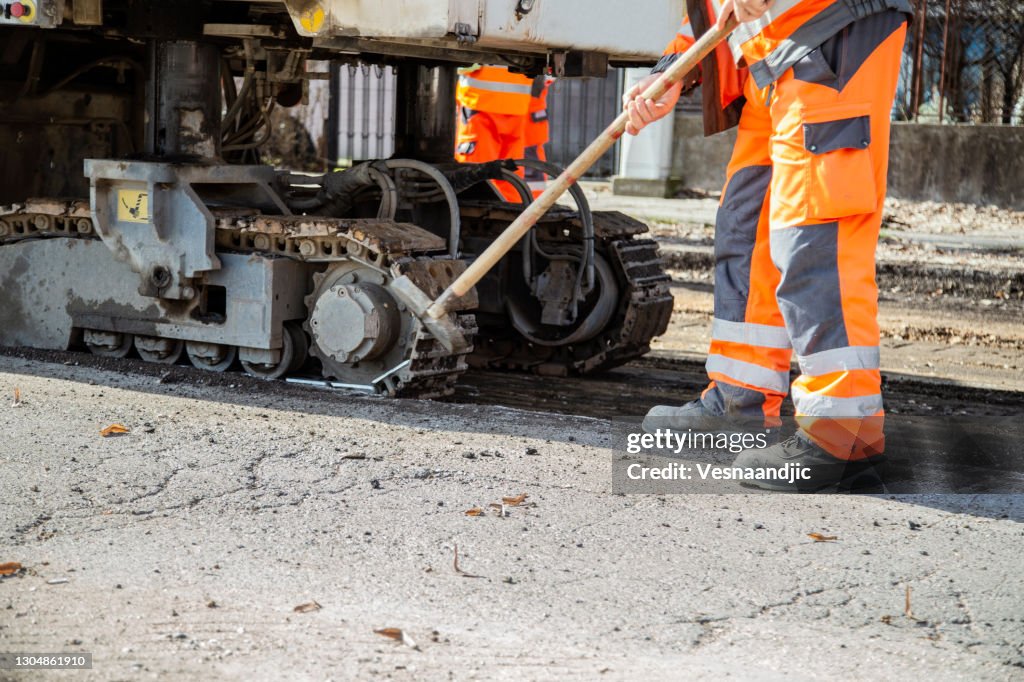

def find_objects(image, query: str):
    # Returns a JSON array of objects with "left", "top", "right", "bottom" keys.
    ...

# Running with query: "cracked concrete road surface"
[{"left": 1, "top": 356, "right": 1022, "bottom": 681}]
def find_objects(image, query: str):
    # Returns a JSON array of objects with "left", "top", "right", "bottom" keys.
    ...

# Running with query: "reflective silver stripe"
[
  {"left": 729, "top": 0, "right": 804, "bottom": 43},
  {"left": 706, "top": 354, "right": 790, "bottom": 394},
  {"left": 792, "top": 388, "right": 884, "bottom": 417},
  {"left": 458, "top": 76, "right": 533, "bottom": 96},
  {"left": 798, "top": 346, "right": 880, "bottom": 375},
  {"left": 727, "top": 0, "right": 805, "bottom": 62},
  {"left": 711, "top": 319, "right": 792, "bottom": 349}
]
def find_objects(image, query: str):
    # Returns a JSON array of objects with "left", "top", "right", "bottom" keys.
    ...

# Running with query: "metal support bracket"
[{"left": 85, "top": 160, "right": 290, "bottom": 300}]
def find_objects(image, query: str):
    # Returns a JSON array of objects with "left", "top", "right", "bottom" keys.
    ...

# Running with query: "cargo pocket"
[{"left": 802, "top": 104, "right": 878, "bottom": 220}]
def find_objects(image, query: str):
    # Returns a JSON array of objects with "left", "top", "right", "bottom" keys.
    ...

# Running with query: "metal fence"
[
  {"left": 546, "top": 70, "right": 623, "bottom": 177},
  {"left": 899, "top": 0, "right": 1024, "bottom": 124}
]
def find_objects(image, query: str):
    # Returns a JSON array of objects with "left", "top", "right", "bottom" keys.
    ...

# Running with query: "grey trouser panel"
[
  {"left": 702, "top": 380, "right": 770, "bottom": 417},
  {"left": 713, "top": 165, "right": 773, "bottom": 324},
  {"left": 769, "top": 222, "right": 849, "bottom": 357},
  {"left": 523, "top": 145, "right": 545, "bottom": 184}
]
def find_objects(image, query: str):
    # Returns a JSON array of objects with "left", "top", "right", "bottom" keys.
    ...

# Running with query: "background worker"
[
  {"left": 628, "top": 0, "right": 912, "bottom": 489},
  {"left": 455, "top": 64, "right": 553, "bottom": 201}
]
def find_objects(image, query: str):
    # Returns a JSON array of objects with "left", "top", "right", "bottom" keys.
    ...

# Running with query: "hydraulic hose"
[{"left": 383, "top": 159, "right": 461, "bottom": 258}]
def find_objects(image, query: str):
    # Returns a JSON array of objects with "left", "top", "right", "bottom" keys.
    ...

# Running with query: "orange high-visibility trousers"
[
  {"left": 455, "top": 107, "right": 528, "bottom": 202},
  {"left": 701, "top": 11, "right": 907, "bottom": 459}
]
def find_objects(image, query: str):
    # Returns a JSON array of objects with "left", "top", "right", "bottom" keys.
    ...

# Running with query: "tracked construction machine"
[{"left": 0, "top": 0, "right": 678, "bottom": 397}]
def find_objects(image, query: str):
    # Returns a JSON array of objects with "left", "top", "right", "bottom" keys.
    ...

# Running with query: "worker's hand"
[
  {"left": 716, "top": 0, "right": 774, "bottom": 30},
  {"left": 622, "top": 73, "right": 683, "bottom": 136}
]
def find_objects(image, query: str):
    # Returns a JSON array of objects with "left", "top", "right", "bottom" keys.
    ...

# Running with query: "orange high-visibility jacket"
[
  {"left": 658, "top": 0, "right": 912, "bottom": 135},
  {"left": 456, "top": 65, "right": 534, "bottom": 116}
]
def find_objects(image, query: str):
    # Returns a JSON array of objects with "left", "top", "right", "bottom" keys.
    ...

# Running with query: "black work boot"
[
  {"left": 642, "top": 400, "right": 722, "bottom": 433},
  {"left": 730, "top": 432, "right": 886, "bottom": 492},
  {"left": 642, "top": 401, "right": 780, "bottom": 445}
]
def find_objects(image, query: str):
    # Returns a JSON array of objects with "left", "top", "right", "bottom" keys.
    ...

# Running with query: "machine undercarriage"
[{"left": 0, "top": 0, "right": 674, "bottom": 397}]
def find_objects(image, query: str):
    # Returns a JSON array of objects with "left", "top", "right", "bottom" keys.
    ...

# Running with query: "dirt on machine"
[{"left": 0, "top": 0, "right": 679, "bottom": 397}]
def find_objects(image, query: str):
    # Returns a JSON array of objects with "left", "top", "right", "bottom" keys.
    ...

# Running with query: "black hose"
[
  {"left": 383, "top": 159, "right": 461, "bottom": 259},
  {"left": 515, "top": 157, "right": 596, "bottom": 295}
]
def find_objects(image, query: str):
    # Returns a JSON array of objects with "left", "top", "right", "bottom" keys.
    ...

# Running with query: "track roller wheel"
[
  {"left": 84, "top": 330, "right": 134, "bottom": 359},
  {"left": 285, "top": 321, "right": 309, "bottom": 373},
  {"left": 186, "top": 341, "right": 237, "bottom": 372},
  {"left": 135, "top": 336, "right": 185, "bottom": 364},
  {"left": 241, "top": 329, "right": 296, "bottom": 381}
]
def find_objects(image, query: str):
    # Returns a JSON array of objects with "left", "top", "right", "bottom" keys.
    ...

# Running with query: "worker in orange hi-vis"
[
  {"left": 455, "top": 65, "right": 553, "bottom": 201},
  {"left": 629, "top": 0, "right": 912, "bottom": 491}
]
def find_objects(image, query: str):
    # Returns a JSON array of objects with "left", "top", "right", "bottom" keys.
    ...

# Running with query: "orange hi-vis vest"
[
  {"left": 720, "top": 0, "right": 912, "bottom": 88},
  {"left": 456, "top": 65, "right": 534, "bottom": 117},
  {"left": 661, "top": 0, "right": 911, "bottom": 134}
]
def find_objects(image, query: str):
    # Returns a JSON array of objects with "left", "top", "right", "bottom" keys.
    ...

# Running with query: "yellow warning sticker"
[
  {"left": 299, "top": 6, "right": 326, "bottom": 34},
  {"left": 117, "top": 189, "right": 149, "bottom": 223}
]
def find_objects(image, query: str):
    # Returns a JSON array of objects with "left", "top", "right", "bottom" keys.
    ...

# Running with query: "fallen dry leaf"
[
  {"left": 502, "top": 493, "right": 529, "bottom": 506},
  {"left": 453, "top": 543, "right": 483, "bottom": 579},
  {"left": 880, "top": 614, "right": 893, "bottom": 625},
  {"left": 293, "top": 601, "right": 322, "bottom": 613},
  {"left": 100, "top": 424, "right": 130, "bottom": 437},
  {"left": 374, "top": 627, "right": 419, "bottom": 650},
  {"left": 464, "top": 508, "right": 485, "bottom": 517},
  {"left": 0, "top": 562, "right": 23, "bottom": 576},
  {"left": 807, "top": 533, "right": 838, "bottom": 542},
  {"left": 11, "top": 387, "right": 22, "bottom": 408}
]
